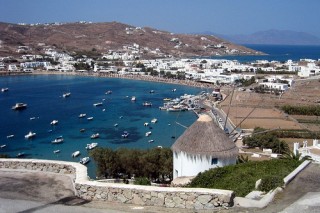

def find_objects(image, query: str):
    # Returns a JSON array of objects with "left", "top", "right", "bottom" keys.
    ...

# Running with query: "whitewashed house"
[{"left": 171, "top": 114, "right": 238, "bottom": 179}]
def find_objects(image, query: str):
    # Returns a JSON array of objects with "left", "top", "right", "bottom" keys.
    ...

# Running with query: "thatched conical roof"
[{"left": 171, "top": 114, "right": 238, "bottom": 158}]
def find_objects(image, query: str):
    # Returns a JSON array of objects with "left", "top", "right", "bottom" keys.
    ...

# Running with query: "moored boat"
[
  {"left": 50, "top": 120, "right": 59, "bottom": 125},
  {"left": 62, "top": 92, "right": 71, "bottom": 98},
  {"left": 105, "top": 90, "right": 112, "bottom": 94},
  {"left": 7, "top": 135, "right": 14, "bottom": 139},
  {"left": 145, "top": 131, "right": 152, "bottom": 137},
  {"left": 53, "top": 150, "right": 60, "bottom": 154},
  {"left": 131, "top": 96, "right": 136, "bottom": 101},
  {"left": 72, "top": 150, "right": 80, "bottom": 157},
  {"left": 51, "top": 136, "right": 64, "bottom": 144},
  {"left": 1, "top": 88, "right": 9, "bottom": 92},
  {"left": 79, "top": 157, "right": 90, "bottom": 165},
  {"left": 91, "top": 133, "right": 100, "bottom": 139},
  {"left": 12, "top": 103, "right": 27, "bottom": 110},
  {"left": 121, "top": 131, "right": 129, "bottom": 138},
  {"left": 87, "top": 117, "right": 93, "bottom": 120},
  {"left": 142, "top": 101, "right": 152, "bottom": 106},
  {"left": 86, "top": 142, "right": 98, "bottom": 150},
  {"left": 25, "top": 131, "right": 36, "bottom": 139},
  {"left": 16, "top": 152, "right": 25, "bottom": 157},
  {"left": 93, "top": 102, "right": 103, "bottom": 107},
  {"left": 151, "top": 118, "right": 157, "bottom": 123},
  {"left": 148, "top": 140, "right": 154, "bottom": 143},
  {"left": 79, "top": 113, "right": 86, "bottom": 118},
  {"left": 0, "top": 144, "right": 6, "bottom": 148}
]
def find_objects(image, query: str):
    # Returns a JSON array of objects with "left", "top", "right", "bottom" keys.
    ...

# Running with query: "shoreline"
[{"left": 1, "top": 70, "right": 216, "bottom": 90}]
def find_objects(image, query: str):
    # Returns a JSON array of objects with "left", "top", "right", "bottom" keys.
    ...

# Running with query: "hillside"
[{"left": 0, "top": 22, "right": 261, "bottom": 58}]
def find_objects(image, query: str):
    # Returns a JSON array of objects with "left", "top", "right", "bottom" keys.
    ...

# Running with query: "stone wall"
[{"left": 0, "top": 159, "right": 234, "bottom": 209}]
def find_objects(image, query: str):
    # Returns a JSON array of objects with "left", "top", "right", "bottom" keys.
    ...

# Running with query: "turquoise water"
[{"left": 0, "top": 75, "right": 203, "bottom": 178}]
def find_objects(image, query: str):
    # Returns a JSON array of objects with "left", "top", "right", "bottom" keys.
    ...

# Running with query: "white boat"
[
  {"left": 0, "top": 144, "right": 6, "bottom": 148},
  {"left": 62, "top": 92, "right": 71, "bottom": 98},
  {"left": 121, "top": 131, "right": 129, "bottom": 138},
  {"left": 50, "top": 120, "right": 58, "bottom": 125},
  {"left": 145, "top": 131, "right": 152, "bottom": 137},
  {"left": 16, "top": 152, "right": 25, "bottom": 157},
  {"left": 149, "top": 90, "right": 155, "bottom": 93},
  {"left": 142, "top": 101, "right": 152, "bottom": 106},
  {"left": 131, "top": 96, "right": 136, "bottom": 101},
  {"left": 12, "top": 103, "right": 27, "bottom": 110},
  {"left": 72, "top": 151, "right": 80, "bottom": 157},
  {"left": 79, "top": 113, "right": 86, "bottom": 118},
  {"left": 93, "top": 102, "right": 103, "bottom": 107},
  {"left": 1, "top": 88, "right": 9, "bottom": 92},
  {"left": 80, "top": 157, "right": 90, "bottom": 165},
  {"left": 148, "top": 140, "right": 154, "bottom": 143},
  {"left": 91, "top": 133, "right": 99, "bottom": 139},
  {"left": 30, "top": 117, "right": 36, "bottom": 120},
  {"left": 51, "top": 136, "right": 63, "bottom": 144},
  {"left": 87, "top": 117, "right": 93, "bottom": 120},
  {"left": 144, "top": 122, "right": 149, "bottom": 126},
  {"left": 151, "top": 118, "right": 157, "bottom": 123},
  {"left": 7, "top": 135, "right": 14, "bottom": 139},
  {"left": 80, "top": 128, "right": 86, "bottom": 132},
  {"left": 105, "top": 90, "right": 112, "bottom": 94},
  {"left": 114, "top": 123, "right": 118, "bottom": 127},
  {"left": 172, "top": 88, "right": 176, "bottom": 92},
  {"left": 86, "top": 142, "right": 98, "bottom": 150},
  {"left": 25, "top": 131, "right": 36, "bottom": 139},
  {"left": 53, "top": 150, "right": 60, "bottom": 154}
]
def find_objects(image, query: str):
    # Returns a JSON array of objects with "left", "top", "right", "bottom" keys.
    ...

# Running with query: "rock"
[{"left": 197, "top": 194, "right": 212, "bottom": 204}]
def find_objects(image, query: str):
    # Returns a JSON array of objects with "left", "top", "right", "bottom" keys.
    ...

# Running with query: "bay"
[{"left": 0, "top": 75, "right": 203, "bottom": 178}]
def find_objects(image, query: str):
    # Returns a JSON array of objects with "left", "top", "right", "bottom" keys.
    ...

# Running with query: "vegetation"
[
  {"left": 235, "top": 77, "right": 256, "bottom": 87},
  {"left": 255, "top": 69, "right": 297, "bottom": 75},
  {"left": 0, "top": 154, "right": 9, "bottom": 158},
  {"left": 281, "top": 105, "right": 320, "bottom": 116},
  {"left": 90, "top": 147, "right": 173, "bottom": 183},
  {"left": 188, "top": 159, "right": 302, "bottom": 196},
  {"left": 272, "top": 129, "right": 320, "bottom": 139},
  {"left": 74, "top": 62, "right": 91, "bottom": 70},
  {"left": 243, "top": 127, "right": 289, "bottom": 154}
]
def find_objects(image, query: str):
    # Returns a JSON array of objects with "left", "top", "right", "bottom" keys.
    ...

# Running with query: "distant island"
[
  {"left": 202, "top": 29, "right": 320, "bottom": 45},
  {"left": 0, "top": 21, "right": 262, "bottom": 59}
]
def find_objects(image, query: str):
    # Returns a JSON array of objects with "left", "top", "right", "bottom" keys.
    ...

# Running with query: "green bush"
[
  {"left": 134, "top": 177, "right": 151, "bottom": 185},
  {"left": 258, "top": 176, "right": 283, "bottom": 192}
]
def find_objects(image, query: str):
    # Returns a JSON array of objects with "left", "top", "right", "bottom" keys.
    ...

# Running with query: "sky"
[{"left": 1, "top": 0, "right": 320, "bottom": 37}]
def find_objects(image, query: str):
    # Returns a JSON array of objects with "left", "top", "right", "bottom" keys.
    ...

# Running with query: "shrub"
[
  {"left": 134, "top": 177, "right": 151, "bottom": 185},
  {"left": 258, "top": 176, "right": 283, "bottom": 192}
]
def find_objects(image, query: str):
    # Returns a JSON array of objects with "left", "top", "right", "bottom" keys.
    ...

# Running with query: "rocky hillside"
[{"left": 0, "top": 21, "right": 261, "bottom": 58}]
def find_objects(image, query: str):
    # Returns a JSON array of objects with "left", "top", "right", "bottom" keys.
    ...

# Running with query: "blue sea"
[
  {"left": 211, "top": 44, "right": 320, "bottom": 62},
  {"left": 0, "top": 75, "right": 203, "bottom": 178}
]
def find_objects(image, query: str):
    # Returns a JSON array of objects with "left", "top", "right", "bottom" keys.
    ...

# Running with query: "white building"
[{"left": 171, "top": 114, "right": 238, "bottom": 179}]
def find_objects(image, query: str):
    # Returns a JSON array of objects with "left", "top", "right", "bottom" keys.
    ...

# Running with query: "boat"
[
  {"left": 53, "top": 150, "right": 60, "bottom": 154},
  {"left": 62, "top": 92, "right": 71, "bottom": 98},
  {"left": 149, "top": 90, "right": 155, "bottom": 93},
  {"left": 163, "top": 98, "right": 171, "bottom": 101},
  {"left": 145, "top": 131, "right": 152, "bottom": 137},
  {"left": 30, "top": 117, "right": 36, "bottom": 120},
  {"left": 91, "top": 133, "right": 100, "bottom": 139},
  {"left": 144, "top": 122, "right": 149, "bottom": 126},
  {"left": 72, "top": 151, "right": 80, "bottom": 157},
  {"left": 79, "top": 157, "right": 90, "bottom": 165},
  {"left": 6, "top": 135, "right": 14, "bottom": 139},
  {"left": 50, "top": 120, "right": 58, "bottom": 125},
  {"left": 16, "top": 152, "right": 25, "bottom": 157},
  {"left": 131, "top": 96, "right": 136, "bottom": 101},
  {"left": 151, "top": 118, "right": 157, "bottom": 123},
  {"left": 0, "top": 144, "right": 6, "bottom": 148},
  {"left": 121, "top": 131, "right": 129, "bottom": 138},
  {"left": 25, "top": 131, "right": 36, "bottom": 139},
  {"left": 93, "top": 102, "right": 103, "bottom": 107},
  {"left": 1, "top": 88, "right": 9, "bottom": 92},
  {"left": 79, "top": 113, "right": 86, "bottom": 118},
  {"left": 12, "top": 103, "right": 27, "bottom": 110},
  {"left": 51, "top": 136, "right": 64, "bottom": 144},
  {"left": 148, "top": 140, "right": 154, "bottom": 143},
  {"left": 86, "top": 143, "right": 98, "bottom": 150},
  {"left": 172, "top": 88, "right": 176, "bottom": 92},
  {"left": 87, "top": 117, "right": 93, "bottom": 120},
  {"left": 114, "top": 123, "right": 118, "bottom": 127},
  {"left": 102, "top": 109, "right": 106, "bottom": 112},
  {"left": 142, "top": 101, "right": 152, "bottom": 106},
  {"left": 105, "top": 90, "right": 112, "bottom": 94},
  {"left": 80, "top": 128, "right": 86, "bottom": 132}
]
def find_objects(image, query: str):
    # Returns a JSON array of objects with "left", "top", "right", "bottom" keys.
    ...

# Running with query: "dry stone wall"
[{"left": 0, "top": 159, "right": 234, "bottom": 209}]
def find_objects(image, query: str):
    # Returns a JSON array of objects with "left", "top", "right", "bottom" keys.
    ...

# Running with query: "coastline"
[{"left": 0, "top": 70, "right": 216, "bottom": 90}]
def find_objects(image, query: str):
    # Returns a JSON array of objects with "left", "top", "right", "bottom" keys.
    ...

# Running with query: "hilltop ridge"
[{"left": 0, "top": 21, "right": 261, "bottom": 58}]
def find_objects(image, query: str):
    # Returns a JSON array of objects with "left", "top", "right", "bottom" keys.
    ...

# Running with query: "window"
[{"left": 211, "top": 158, "right": 218, "bottom": 165}]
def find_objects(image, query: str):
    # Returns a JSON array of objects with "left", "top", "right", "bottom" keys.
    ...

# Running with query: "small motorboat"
[
  {"left": 51, "top": 136, "right": 64, "bottom": 144},
  {"left": 105, "top": 90, "right": 112, "bottom": 94},
  {"left": 114, "top": 123, "right": 118, "bottom": 127},
  {"left": 149, "top": 90, "right": 155, "bottom": 93},
  {"left": 144, "top": 122, "right": 149, "bottom": 126},
  {"left": 6, "top": 135, "right": 14, "bottom": 139},
  {"left": 50, "top": 120, "right": 58, "bottom": 125},
  {"left": 80, "top": 128, "right": 86, "bottom": 132},
  {"left": 148, "top": 140, "right": 154, "bottom": 143},
  {"left": 12, "top": 103, "right": 27, "bottom": 110},
  {"left": 87, "top": 117, "right": 93, "bottom": 121},
  {"left": 62, "top": 92, "right": 71, "bottom": 98},
  {"left": 86, "top": 143, "right": 98, "bottom": 150},
  {"left": 79, "top": 113, "right": 86, "bottom": 118},
  {"left": 79, "top": 157, "right": 90, "bottom": 165},
  {"left": 93, "top": 102, "right": 103, "bottom": 107},
  {"left": 72, "top": 151, "right": 80, "bottom": 157},
  {"left": 25, "top": 131, "right": 36, "bottom": 139},
  {"left": 145, "top": 131, "right": 152, "bottom": 137},
  {"left": 53, "top": 150, "right": 60, "bottom": 154},
  {"left": 131, "top": 96, "right": 136, "bottom": 102},
  {"left": 172, "top": 88, "right": 177, "bottom": 92},
  {"left": 151, "top": 118, "right": 157, "bottom": 123},
  {"left": 0, "top": 144, "right": 6, "bottom": 148},
  {"left": 121, "top": 131, "right": 129, "bottom": 138},
  {"left": 16, "top": 152, "right": 25, "bottom": 157},
  {"left": 1, "top": 88, "right": 9, "bottom": 92},
  {"left": 142, "top": 101, "right": 152, "bottom": 106},
  {"left": 91, "top": 133, "right": 100, "bottom": 139}
]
